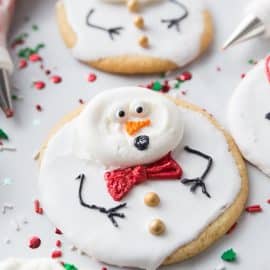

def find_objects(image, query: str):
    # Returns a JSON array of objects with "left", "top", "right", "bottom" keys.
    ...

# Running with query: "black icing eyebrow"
[
  {"left": 161, "top": 0, "right": 189, "bottom": 32},
  {"left": 86, "top": 9, "right": 124, "bottom": 40}
]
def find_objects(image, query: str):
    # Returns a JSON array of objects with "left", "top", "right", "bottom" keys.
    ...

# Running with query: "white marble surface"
[{"left": 0, "top": 0, "right": 270, "bottom": 269}]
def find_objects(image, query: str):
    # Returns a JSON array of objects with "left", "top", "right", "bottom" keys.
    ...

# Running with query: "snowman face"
[{"left": 76, "top": 87, "right": 184, "bottom": 168}]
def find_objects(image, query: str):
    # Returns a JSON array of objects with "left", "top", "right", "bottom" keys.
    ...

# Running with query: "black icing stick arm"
[
  {"left": 161, "top": 0, "right": 189, "bottom": 32},
  {"left": 181, "top": 146, "right": 213, "bottom": 198},
  {"left": 86, "top": 9, "right": 124, "bottom": 40},
  {"left": 76, "top": 174, "right": 126, "bottom": 227}
]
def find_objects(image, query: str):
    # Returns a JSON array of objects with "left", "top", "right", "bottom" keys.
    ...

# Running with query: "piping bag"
[
  {"left": 223, "top": 0, "right": 270, "bottom": 49},
  {"left": 0, "top": 0, "right": 15, "bottom": 117}
]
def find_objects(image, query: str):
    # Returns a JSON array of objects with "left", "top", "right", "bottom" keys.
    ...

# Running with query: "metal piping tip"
[
  {"left": 222, "top": 15, "right": 265, "bottom": 50},
  {"left": 0, "top": 69, "right": 13, "bottom": 118}
]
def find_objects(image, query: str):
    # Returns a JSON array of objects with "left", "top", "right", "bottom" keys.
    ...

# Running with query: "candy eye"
[
  {"left": 115, "top": 108, "right": 128, "bottom": 122},
  {"left": 131, "top": 102, "right": 149, "bottom": 117}
]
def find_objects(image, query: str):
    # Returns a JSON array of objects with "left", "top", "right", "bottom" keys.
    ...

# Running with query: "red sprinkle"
[
  {"left": 33, "top": 81, "right": 46, "bottom": 90},
  {"left": 5, "top": 108, "right": 14, "bottom": 118},
  {"left": 18, "top": 59, "right": 28, "bottom": 69},
  {"left": 55, "top": 228, "right": 63, "bottom": 235},
  {"left": 29, "top": 53, "right": 42, "bottom": 62},
  {"left": 51, "top": 250, "right": 62, "bottom": 258},
  {"left": 36, "top": 104, "right": 42, "bottom": 112},
  {"left": 51, "top": 75, "right": 62, "bottom": 84},
  {"left": 88, "top": 73, "right": 97, "bottom": 82},
  {"left": 29, "top": 236, "right": 41, "bottom": 249},
  {"left": 241, "top": 73, "right": 246, "bottom": 79},
  {"left": 245, "top": 205, "right": 262, "bottom": 213},
  {"left": 101, "top": 267, "right": 107, "bottom": 270},
  {"left": 34, "top": 200, "right": 43, "bottom": 215},
  {"left": 79, "top": 99, "right": 84, "bottom": 104},
  {"left": 179, "top": 71, "right": 192, "bottom": 81},
  {"left": 56, "top": 240, "right": 62, "bottom": 247},
  {"left": 226, "top": 222, "right": 238, "bottom": 235},
  {"left": 267, "top": 199, "right": 270, "bottom": 204},
  {"left": 45, "top": 69, "right": 51, "bottom": 75}
]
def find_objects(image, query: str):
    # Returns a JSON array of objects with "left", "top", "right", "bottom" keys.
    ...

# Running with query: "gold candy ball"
[
  {"left": 134, "top": 15, "right": 144, "bottom": 29},
  {"left": 144, "top": 192, "right": 160, "bottom": 207},
  {"left": 149, "top": 219, "right": 166, "bottom": 236},
  {"left": 138, "top": 35, "right": 149, "bottom": 48},
  {"left": 127, "top": 0, "right": 139, "bottom": 12}
]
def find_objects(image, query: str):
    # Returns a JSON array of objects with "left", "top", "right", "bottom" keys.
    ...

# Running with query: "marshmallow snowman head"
[{"left": 76, "top": 87, "right": 184, "bottom": 168}]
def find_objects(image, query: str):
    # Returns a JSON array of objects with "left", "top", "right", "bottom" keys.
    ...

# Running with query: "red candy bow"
[{"left": 104, "top": 153, "right": 182, "bottom": 201}]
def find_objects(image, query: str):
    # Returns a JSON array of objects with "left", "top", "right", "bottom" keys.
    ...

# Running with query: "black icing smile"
[{"left": 134, "top": 135, "right": 150, "bottom": 151}]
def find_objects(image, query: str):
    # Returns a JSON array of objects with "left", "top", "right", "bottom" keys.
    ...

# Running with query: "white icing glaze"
[
  {"left": 60, "top": 0, "right": 207, "bottom": 66},
  {"left": 0, "top": 258, "right": 64, "bottom": 270},
  {"left": 75, "top": 87, "right": 184, "bottom": 168},
  {"left": 39, "top": 87, "right": 241, "bottom": 270},
  {"left": 228, "top": 56, "right": 270, "bottom": 176}
]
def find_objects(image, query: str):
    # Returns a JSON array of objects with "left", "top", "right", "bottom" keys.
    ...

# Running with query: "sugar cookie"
[
  {"left": 38, "top": 87, "right": 247, "bottom": 270},
  {"left": 228, "top": 56, "right": 270, "bottom": 176},
  {"left": 56, "top": 0, "right": 213, "bottom": 74}
]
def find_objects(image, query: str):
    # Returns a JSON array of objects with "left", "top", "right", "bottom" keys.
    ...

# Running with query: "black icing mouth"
[{"left": 134, "top": 135, "right": 150, "bottom": 151}]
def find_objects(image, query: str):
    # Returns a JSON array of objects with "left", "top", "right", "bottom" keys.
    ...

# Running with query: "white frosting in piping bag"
[
  {"left": 228, "top": 56, "right": 270, "bottom": 176},
  {"left": 39, "top": 87, "right": 241, "bottom": 270},
  {"left": 60, "top": 0, "right": 207, "bottom": 66}
]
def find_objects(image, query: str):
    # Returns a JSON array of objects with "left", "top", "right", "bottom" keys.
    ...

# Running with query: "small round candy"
[
  {"left": 134, "top": 16, "right": 144, "bottom": 29},
  {"left": 149, "top": 219, "right": 166, "bottom": 235},
  {"left": 127, "top": 0, "right": 139, "bottom": 12},
  {"left": 144, "top": 192, "right": 160, "bottom": 207},
  {"left": 138, "top": 35, "right": 149, "bottom": 48}
]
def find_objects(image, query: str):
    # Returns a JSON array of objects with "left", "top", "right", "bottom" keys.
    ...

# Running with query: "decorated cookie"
[
  {"left": 0, "top": 258, "right": 66, "bottom": 270},
  {"left": 228, "top": 56, "right": 270, "bottom": 176},
  {"left": 38, "top": 87, "right": 247, "bottom": 270},
  {"left": 56, "top": 0, "right": 213, "bottom": 74}
]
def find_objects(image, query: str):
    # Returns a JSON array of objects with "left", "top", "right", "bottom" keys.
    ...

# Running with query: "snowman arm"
[
  {"left": 161, "top": 0, "right": 188, "bottom": 32},
  {"left": 86, "top": 9, "right": 124, "bottom": 40},
  {"left": 181, "top": 146, "right": 213, "bottom": 198},
  {"left": 76, "top": 174, "right": 127, "bottom": 227}
]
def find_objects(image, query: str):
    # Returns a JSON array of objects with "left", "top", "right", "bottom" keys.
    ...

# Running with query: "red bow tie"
[{"left": 104, "top": 153, "right": 183, "bottom": 201}]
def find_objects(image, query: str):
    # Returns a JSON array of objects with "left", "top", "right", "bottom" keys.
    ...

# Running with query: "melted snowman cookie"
[
  {"left": 0, "top": 258, "right": 64, "bottom": 270},
  {"left": 56, "top": 0, "right": 213, "bottom": 74},
  {"left": 38, "top": 87, "right": 247, "bottom": 270},
  {"left": 228, "top": 56, "right": 270, "bottom": 176}
]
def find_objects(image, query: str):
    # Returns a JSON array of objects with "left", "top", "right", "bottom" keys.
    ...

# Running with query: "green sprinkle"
[
  {"left": 174, "top": 81, "right": 181, "bottom": 89},
  {"left": 152, "top": 81, "right": 162, "bottom": 91},
  {"left": 18, "top": 43, "right": 45, "bottom": 59},
  {"left": 248, "top": 59, "right": 257, "bottom": 65},
  {"left": 32, "top": 24, "right": 39, "bottom": 31},
  {"left": 221, "top": 248, "right": 237, "bottom": 262},
  {"left": 63, "top": 263, "right": 78, "bottom": 270},
  {"left": 0, "top": 129, "right": 9, "bottom": 140}
]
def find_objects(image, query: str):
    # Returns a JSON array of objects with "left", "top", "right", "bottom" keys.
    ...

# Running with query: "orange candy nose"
[{"left": 125, "top": 119, "right": 151, "bottom": 136}]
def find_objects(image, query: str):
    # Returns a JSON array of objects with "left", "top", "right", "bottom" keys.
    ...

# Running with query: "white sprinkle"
[
  {"left": 168, "top": 79, "right": 178, "bottom": 88},
  {"left": 215, "top": 263, "right": 226, "bottom": 270},
  {"left": 3, "top": 238, "right": 11, "bottom": 244},
  {"left": 10, "top": 219, "right": 20, "bottom": 231},
  {"left": 69, "top": 245, "right": 77, "bottom": 252},
  {"left": 2, "top": 203, "right": 14, "bottom": 214},
  {"left": 0, "top": 146, "right": 16, "bottom": 152},
  {"left": 32, "top": 149, "right": 41, "bottom": 160}
]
